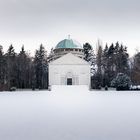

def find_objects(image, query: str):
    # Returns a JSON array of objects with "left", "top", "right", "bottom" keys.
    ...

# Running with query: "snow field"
[{"left": 0, "top": 86, "right": 140, "bottom": 140}]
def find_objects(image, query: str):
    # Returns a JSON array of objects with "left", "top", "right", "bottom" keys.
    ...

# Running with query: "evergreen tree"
[
  {"left": 131, "top": 52, "right": 140, "bottom": 85},
  {"left": 0, "top": 45, "right": 6, "bottom": 91},
  {"left": 5, "top": 44, "right": 17, "bottom": 90},
  {"left": 83, "top": 43, "right": 96, "bottom": 75},
  {"left": 108, "top": 43, "right": 116, "bottom": 77},
  {"left": 48, "top": 47, "right": 55, "bottom": 62},
  {"left": 102, "top": 44, "right": 110, "bottom": 86},
  {"left": 34, "top": 44, "right": 48, "bottom": 89},
  {"left": 83, "top": 43, "right": 92, "bottom": 61},
  {"left": 114, "top": 43, "right": 129, "bottom": 74},
  {"left": 17, "top": 46, "right": 33, "bottom": 88},
  {"left": 96, "top": 43, "right": 103, "bottom": 87},
  {"left": 111, "top": 73, "right": 131, "bottom": 90},
  {"left": 102, "top": 42, "right": 130, "bottom": 87}
]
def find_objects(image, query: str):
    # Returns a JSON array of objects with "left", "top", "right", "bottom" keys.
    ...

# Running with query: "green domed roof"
[{"left": 56, "top": 39, "right": 82, "bottom": 49}]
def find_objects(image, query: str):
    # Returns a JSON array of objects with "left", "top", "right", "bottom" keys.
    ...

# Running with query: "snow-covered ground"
[{"left": 0, "top": 86, "right": 140, "bottom": 140}]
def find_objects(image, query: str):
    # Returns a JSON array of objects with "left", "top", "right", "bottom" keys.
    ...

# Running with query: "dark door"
[{"left": 67, "top": 78, "right": 72, "bottom": 85}]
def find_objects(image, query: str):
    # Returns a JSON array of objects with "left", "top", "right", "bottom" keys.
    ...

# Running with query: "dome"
[{"left": 56, "top": 39, "right": 83, "bottom": 49}]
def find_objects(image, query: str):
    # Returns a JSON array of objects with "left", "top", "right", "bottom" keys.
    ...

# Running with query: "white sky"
[{"left": 0, "top": 0, "right": 140, "bottom": 56}]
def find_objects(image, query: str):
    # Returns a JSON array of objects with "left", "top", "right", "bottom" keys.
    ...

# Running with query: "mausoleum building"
[{"left": 48, "top": 38, "right": 90, "bottom": 86}]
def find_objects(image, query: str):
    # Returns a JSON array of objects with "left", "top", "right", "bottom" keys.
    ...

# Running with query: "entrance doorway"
[{"left": 67, "top": 78, "right": 72, "bottom": 85}]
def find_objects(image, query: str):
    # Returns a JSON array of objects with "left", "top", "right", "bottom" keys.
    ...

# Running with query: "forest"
[{"left": 0, "top": 42, "right": 140, "bottom": 91}]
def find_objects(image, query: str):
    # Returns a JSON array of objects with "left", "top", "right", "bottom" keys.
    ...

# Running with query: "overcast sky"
[{"left": 0, "top": 0, "right": 140, "bottom": 55}]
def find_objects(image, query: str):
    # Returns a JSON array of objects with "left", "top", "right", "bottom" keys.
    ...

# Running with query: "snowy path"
[{"left": 0, "top": 86, "right": 140, "bottom": 140}]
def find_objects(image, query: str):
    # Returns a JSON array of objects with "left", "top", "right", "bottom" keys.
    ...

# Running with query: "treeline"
[
  {"left": 0, "top": 42, "right": 140, "bottom": 91},
  {"left": 0, "top": 44, "right": 48, "bottom": 91},
  {"left": 83, "top": 42, "right": 140, "bottom": 89}
]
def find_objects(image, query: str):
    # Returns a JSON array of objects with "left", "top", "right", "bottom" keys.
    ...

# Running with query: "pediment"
[{"left": 49, "top": 53, "right": 89, "bottom": 65}]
